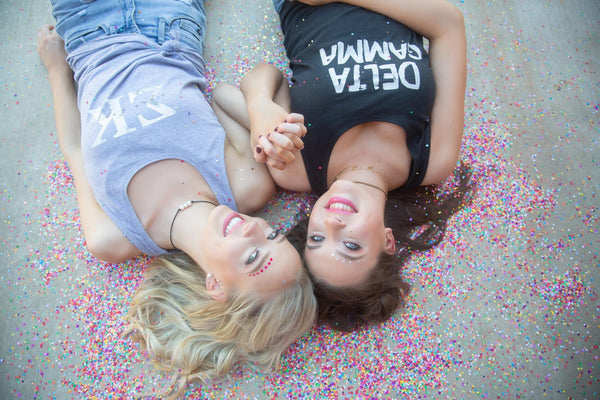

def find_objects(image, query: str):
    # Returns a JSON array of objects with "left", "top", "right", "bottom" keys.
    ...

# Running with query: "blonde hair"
[{"left": 123, "top": 253, "right": 316, "bottom": 399}]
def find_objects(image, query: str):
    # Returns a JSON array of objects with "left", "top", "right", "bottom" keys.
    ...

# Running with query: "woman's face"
[
  {"left": 198, "top": 205, "right": 302, "bottom": 299},
  {"left": 304, "top": 180, "right": 395, "bottom": 287}
]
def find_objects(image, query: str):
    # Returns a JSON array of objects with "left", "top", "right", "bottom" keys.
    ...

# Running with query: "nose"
[
  {"left": 242, "top": 219, "right": 261, "bottom": 237},
  {"left": 324, "top": 214, "right": 346, "bottom": 228}
]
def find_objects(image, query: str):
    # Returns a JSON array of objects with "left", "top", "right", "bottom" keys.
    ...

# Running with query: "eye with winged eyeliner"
[{"left": 247, "top": 230, "right": 284, "bottom": 273}]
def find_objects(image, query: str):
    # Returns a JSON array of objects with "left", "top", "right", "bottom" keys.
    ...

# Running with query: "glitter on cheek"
[{"left": 249, "top": 257, "right": 272, "bottom": 277}]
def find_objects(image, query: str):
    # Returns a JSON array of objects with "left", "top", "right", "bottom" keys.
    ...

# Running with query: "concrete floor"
[{"left": 1, "top": 0, "right": 598, "bottom": 399}]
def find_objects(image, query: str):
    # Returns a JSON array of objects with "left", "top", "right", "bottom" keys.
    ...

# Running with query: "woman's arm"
[
  {"left": 353, "top": 0, "right": 466, "bottom": 184},
  {"left": 215, "top": 76, "right": 311, "bottom": 192},
  {"left": 298, "top": 0, "right": 467, "bottom": 184},
  {"left": 212, "top": 83, "right": 276, "bottom": 212},
  {"left": 239, "top": 63, "right": 306, "bottom": 170},
  {"left": 38, "top": 25, "right": 141, "bottom": 263}
]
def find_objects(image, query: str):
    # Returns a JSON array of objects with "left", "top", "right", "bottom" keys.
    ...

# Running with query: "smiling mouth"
[
  {"left": 223, "top": 213, "right": 244, "bottom": 236},
  {"left": 325, "top": 197, "right": 357, "bottom": 214}
]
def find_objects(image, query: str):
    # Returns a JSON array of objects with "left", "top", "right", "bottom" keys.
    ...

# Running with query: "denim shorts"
[{"left": 51, "top": 0, "right": 207, "bottom": 54}]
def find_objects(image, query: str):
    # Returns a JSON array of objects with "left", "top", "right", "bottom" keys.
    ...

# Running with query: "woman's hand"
[
  {"left": 240, "top": 62, "right": 306, "bottom": 170},
  {"left": 248, "top": 99, "right": 306, "bottom": 170},
  {"left": 37, "top": 25, "right": 71, "bottom": 77}
]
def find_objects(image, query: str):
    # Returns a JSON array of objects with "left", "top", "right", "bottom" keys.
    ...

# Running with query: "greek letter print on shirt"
[
  {"left": 89, "top": 85, "right": 176, "bottom": 148},
  {"left": 320, "top": 39, "right": 423, "bottom": 93},
  {"left": 68, "top": 35, "right": 237, "bottom": 255},
  {"left": 279, "top": 2, "right": 436, "bottom": 195}
]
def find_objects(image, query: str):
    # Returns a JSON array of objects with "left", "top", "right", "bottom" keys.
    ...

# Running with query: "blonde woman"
[{"left": 38, "top": 0, "right": 315, "bottom": 397}]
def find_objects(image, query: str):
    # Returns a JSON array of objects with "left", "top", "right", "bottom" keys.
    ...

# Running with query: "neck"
[
  {"left": 169, "top": 199, "right": 217, "bottom": 251},
  {"left": 334, "top": 165, "right": 389, "bottom": 197}
]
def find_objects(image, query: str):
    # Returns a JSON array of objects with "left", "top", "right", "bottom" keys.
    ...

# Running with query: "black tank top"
[{"left": 279, "top": 2, "right": 435, "bottom": 195}]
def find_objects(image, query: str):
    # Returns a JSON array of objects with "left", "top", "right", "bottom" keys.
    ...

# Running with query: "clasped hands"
[{"left": 250, "top": 101, "right": 307, "bottom": 171}]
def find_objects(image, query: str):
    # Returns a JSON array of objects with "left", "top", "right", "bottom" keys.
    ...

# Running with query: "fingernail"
[
  {"left": 258, "top": 135, "right": 263, "bottom": 139},
  {"left": 267, "top": 133, "right": 271, "bottom": 139},
  {"left": 274, "top": 127, "right": 279, "bottom": 132},
  {"left": 256, "top": 146, "right": 262, "bottom": 153}
]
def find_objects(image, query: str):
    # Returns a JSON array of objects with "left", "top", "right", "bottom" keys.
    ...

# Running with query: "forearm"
[
  {"left": 339, "top": 0, "right": 461, "bottom": 39},
  {"left": 428, "top": 23, "right": 466, "bottom": 161},
  {"left": 47, "top": 68, "right": 81, "bottom": 161},
  {"left": 421, "top": 5, "right": 467, "bottom": 183},
  {"left": 240, "top": 63, "right": 285, "bottom": 120}
]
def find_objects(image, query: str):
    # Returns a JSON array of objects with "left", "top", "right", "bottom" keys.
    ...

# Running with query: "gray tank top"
[{"left": 68, "top": 34, "right": 237, "bottom": 255}]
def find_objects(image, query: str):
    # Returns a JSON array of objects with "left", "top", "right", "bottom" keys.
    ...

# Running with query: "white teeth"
[
  {"left": 328, "top": 202, "right": 355, "bottom": 212},
  {"left": 225, "top": 217, "right": 242, "bottom": 235}
]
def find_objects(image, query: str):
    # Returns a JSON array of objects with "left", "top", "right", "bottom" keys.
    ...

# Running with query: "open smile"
[
  {"left": 325, "top": 197, "right": 357, "bottom": 214},
  {"left": 223, "top": 213, "right": 245, "bottom": 236}
]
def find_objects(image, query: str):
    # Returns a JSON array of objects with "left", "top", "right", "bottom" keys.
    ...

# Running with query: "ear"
[
  {"left": 383, "top": 228, "right": 396, "bottom": 255},
  {"left": 205, "top": 273, "right": 228, "bottom": 302}
]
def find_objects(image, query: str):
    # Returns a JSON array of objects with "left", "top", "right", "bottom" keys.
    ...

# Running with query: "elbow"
[
  {"left": 212, "top": 82, "right": 234, "bottom": 110},
  {"left": 240, "top": 63, "right": 282, "bottom": 92},
  {"left": 425, "top": 152, "right": 461, "bottom": 185},
  {"left": 442, "top": 3, "right": 465, "bottom": 29},
  {"left": 251, "top": 182, "right": 277, "bottom": 211},
  {"left": 438, "top": 158, "right": 460, "bottom": 183},
  {"left": 434, "top": 3, "right": 465, "bottom": 37},
  {"left": 448, "top": 6, "right": 466, "bottom": 39},
  {"left": 239, "top": 180, "right": 277, "bottom": 214},
  {"left": 450, "top": 4, "right": 465, "bottom": 26},
  {"left": 84, "top": 231, "right": 132, "bottom": 264},
  {"left": 254, "top": 62, "right": 281, "bottom": 75},
  {"left": 85, "top": 239, "right": 119, "bottom": 264}
]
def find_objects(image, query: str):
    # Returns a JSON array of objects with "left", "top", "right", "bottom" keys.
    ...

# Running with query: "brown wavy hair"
[{"left": 288, "top": 162, "right": 474, "bottom": 332}]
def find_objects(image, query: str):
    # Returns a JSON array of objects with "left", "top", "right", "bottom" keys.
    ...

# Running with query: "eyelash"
[
  {"left": 308, "top": 235, "right": 324, "bottom": 242},
  {"left": 246, "top": 230, "right": 280, "bottom": 264},
  {"left": 246, "top": 249, "right": 259, "bottom": 265},
  {"left": 309, "top": 236, "right": 359, "bottom": 250},
  {"left": 344, "top": 242, "right": 361, "bottom": 251}
]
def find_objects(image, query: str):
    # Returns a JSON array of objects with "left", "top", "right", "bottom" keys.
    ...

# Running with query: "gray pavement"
[{"left": 1, "top": 0, "right": 598, "bottom": 399}]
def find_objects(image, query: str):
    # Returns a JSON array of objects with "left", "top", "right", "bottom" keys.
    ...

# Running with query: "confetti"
[{"left": 2, "top": 1, "right": 598, "bottom": 399}]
